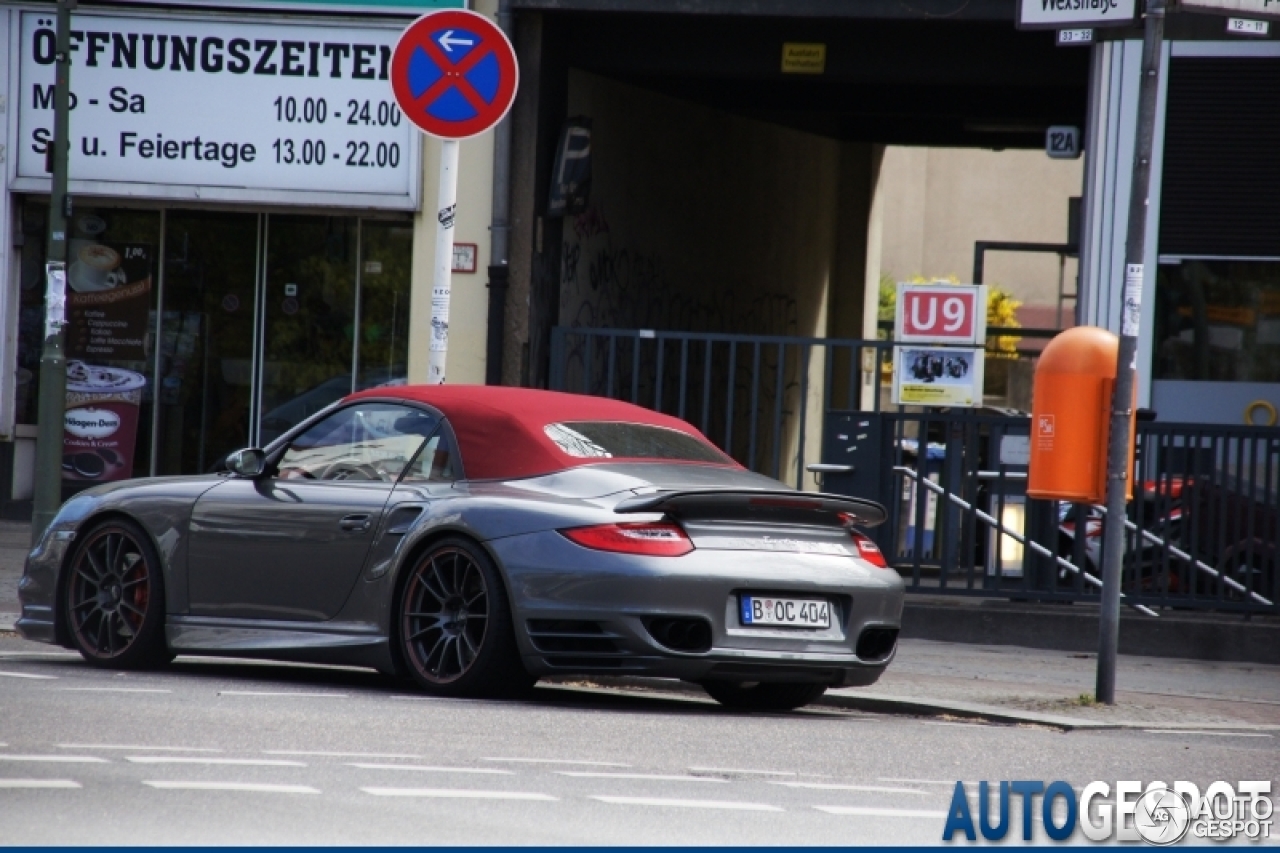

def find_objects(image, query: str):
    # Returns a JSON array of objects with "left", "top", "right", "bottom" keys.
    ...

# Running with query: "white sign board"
[
  {"left": 1180, "top": 0, "right": 1280, "bottom": 20},
  {"left": 1018, "top": 0, "right": 1137, "bottom": 29},
  {"left": 1056, "top": 27, "right": 1096, "bottom": 44},
  {"left": 1226, "top": 16, "right": 1272, "bottom": 31},
  {"left": 14, "top": 11, "right": 419, "bottom": 209}
]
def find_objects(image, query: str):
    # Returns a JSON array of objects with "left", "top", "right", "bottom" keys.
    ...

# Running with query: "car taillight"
[
  {"left": 850, "top": 531, "right": 888, "bottom": 568},
  {"left": 560, "top": 522, "right": 694, "bottom": 557}
]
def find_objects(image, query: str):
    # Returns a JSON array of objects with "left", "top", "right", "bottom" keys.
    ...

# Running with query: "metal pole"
[
  {"left": 485, "top": 0, "right": 513, "bottom": 386},
  {"left": 31, "top": 0, "right": 75, "bottom": 546},
  {"left": 1096, "top": 0, "right": 1165, "bottom": 705},
  {"left": 428, "top": 139, "right": 460, "bottom": 384}
]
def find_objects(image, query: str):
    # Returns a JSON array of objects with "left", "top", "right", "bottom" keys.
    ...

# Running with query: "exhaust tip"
[
  {"left": 645, "top": 617, "right": 713, "bottom": 654},
  {"left": 856, "top": 627, "right": 899, "bottom": 661}
]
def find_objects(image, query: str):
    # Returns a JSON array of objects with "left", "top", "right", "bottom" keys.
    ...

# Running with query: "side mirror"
[{"left": 225, "top": 448, "right": 266, "bottom": 478}]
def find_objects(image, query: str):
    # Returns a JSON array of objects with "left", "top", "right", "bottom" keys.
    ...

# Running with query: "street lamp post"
[{"left": 31, "top": 0, "right": 76, "bottom": 546}]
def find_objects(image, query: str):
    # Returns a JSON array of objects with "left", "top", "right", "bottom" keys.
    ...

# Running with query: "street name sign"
[
  {"left": 1179, "top": 0, "right": 1280, "bottom": 19},
  {"left": 389, "top": 9, "right": 517, "bottom": 139},
  {"left": 1018, "top": 0, "right": 1138, "bottom": 28}
]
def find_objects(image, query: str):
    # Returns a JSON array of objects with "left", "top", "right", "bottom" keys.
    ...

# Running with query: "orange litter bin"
[{"left": 1028, "top": 326, "right": 1134, "bottom": 505}]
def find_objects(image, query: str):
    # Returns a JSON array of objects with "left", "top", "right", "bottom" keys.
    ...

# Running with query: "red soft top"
[{"left": 343, "top": 384, "right": 740, "bottom": 480}]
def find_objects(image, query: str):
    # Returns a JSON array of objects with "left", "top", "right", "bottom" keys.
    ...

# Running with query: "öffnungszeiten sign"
[
  {"left": 14, "top": 11, "right": 420, "bottom": 210},
  {"left": 1018, "top": 0, "right": 1138, "bottom": 28}
]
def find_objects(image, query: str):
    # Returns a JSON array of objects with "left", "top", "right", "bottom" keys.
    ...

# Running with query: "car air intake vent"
[
  {"left": 856, "top": 627, "right": 899, "bottom": 661},
  {"left": 526, "top": 620, "right": 619, "bottom": 654},
  {"left": 645, "top": 617, "right": 713, "bottom": 654}
]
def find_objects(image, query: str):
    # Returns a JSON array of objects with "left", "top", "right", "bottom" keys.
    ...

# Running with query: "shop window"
[
  {"left": 156, "top": 211, "right": 260, "bottom": 475},
  {"left": 12, "top": 204, "right": 413, "bottom": 480},
  {"left": 16, "top": 201, "right": 162, "bottom": 482},
  {"left": 1154, "top": 260, "right": 1280, "bottom": 384}
]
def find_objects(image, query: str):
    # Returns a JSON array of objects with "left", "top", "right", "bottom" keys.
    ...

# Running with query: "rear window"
[{"left": 544, "top": 422, "right": 732, "bottom": 464}]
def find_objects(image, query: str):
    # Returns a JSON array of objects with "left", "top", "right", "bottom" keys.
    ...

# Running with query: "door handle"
[{"left": 340, "top": 513, "right": 372, "bottom": 532}]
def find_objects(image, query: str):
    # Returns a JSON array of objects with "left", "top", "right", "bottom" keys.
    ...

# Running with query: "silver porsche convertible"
[{"left": 19, "top": 386, "right": 903, "bottom": 711}]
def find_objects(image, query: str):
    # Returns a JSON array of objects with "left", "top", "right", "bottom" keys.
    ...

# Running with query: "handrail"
[
  {"left": 1090, "top": 504, "right": 1273, "bottom": 607},
  {"left": 894, "top": 466, "right": 1159, "bottom": 617}
]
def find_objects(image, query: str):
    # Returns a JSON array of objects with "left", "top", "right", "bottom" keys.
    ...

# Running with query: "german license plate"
[{"left": 739, "top": 595, "right": 831, "bottom": 628}]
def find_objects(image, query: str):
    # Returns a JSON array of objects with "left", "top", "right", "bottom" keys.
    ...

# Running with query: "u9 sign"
[{"left": 895, "top": 283, "right": 988, "bottom": 345}]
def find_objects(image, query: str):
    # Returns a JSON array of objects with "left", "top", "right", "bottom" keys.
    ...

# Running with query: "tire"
[
  {"left": 701, "top": 681, "right": 828, "bottom": 711},
  {"left": 64, "top": 518, "right": 172, "bottom": 669},
  {"left": 397, "top": 536, "right": 534, "bottom": 698}
]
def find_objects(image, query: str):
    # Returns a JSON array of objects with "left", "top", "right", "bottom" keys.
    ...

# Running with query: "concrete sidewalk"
[{"left": 3, "top": 519, "right": 1276, "bottom": 730}]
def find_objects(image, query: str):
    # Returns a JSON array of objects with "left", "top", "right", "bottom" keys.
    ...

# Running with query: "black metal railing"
[
  {"left": 881, "top": 413, "right": 1278, "bottom": 614},
  {"left": 550, "top": 326, "right": 1279, "bottom": 615},
  {"left": 550, "top": 327, "right": 896, "bottom": 488}
]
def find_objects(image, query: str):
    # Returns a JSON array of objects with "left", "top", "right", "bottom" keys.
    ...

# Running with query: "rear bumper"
[{"left": 488, "top": 530, "right": 904, "bottom": 686}]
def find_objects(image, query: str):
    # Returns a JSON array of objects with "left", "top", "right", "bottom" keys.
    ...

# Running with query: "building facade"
[{"left": 0, "top": 0, "right": 506, "bottom": 516}]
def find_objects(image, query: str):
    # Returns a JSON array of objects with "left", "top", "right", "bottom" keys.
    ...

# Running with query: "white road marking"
[
  {"left": 59, "top": 744, "right": 221, "bottom": 752},
  {"left": 218, "top": 691, "right": 349, "bottom": 698},
  {"left": 815, "top": 806, "right": 949, "bottom": 818},
  {"left": 265, "top": 751, "right": 421, "bottom": 760},
  {"left": 557, "top": 771, "right": 727, "bottom": 783},
  {"left": 0, "top": 671, "right": 57, "bottom": 680},
  {"left": 592, "top": 796, "right": 782, "bottom": 812},
  {"left": 0, "top": 779, "right": 82, "bottom": 789},
  {"left": 879, "top": 778, "right": 961, "bottom": 786},
  {"left": 0, "top": 755, "right": 108, "bottom": 764},
  {"left": 0, "top": 651, "right": 78, "bottom": 658},
  {"left": 144, "top": 781, "right": 320, "bottom": 794},
  {"left": 484, "top": 757, "right": 631, "bottom": 768},
  {"left": 362, "top": 788, "right": 557, "bottom": 801},
  {"left": 60, "top": 687, "right": 171, "bottom": 694},
  {"left": 771, "top": 782, "right": 928, "bottom": 794},
  {"left": 349, "top": 763, "right": 514, "bottom": 775},
  {"left": 689, "top": 767, "right": 797, "bottom": 777},
  {"left": 1143, "top": 730, "right": 1272, "bottom": 738},
  {"left": 127, "top": 757, "right": 306, "bottom": 767}
]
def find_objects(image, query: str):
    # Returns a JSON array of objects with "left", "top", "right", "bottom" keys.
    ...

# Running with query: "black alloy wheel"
[
  {"left": 65, "top": 519, "right": 171, "bottom": 668},
  {"left": 701, "top": 680, "right": 829, "bottom": 712},
  {"left": 397, "top": 537, "right": 533, "bottom": 697}
]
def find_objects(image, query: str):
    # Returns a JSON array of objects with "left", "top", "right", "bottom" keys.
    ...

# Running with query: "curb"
[
  {"left": 901, "top": 600, "right": 1280, "bottom": 666},
  {"left": 547, "top": 677, "right": 1280, "bottom": 733},
  {"left": 817, "top": 691, "right": 1280, "bottom": 732},
  {"left": 817, "top": 690, "right": 1115, "bottom": 729}
]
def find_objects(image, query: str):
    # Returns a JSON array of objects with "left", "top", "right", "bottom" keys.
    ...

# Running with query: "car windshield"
[{"left": 543, "top": 421, "right": 732, "bottom": 464}]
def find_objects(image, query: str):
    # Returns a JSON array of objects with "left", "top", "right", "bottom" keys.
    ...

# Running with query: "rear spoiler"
[{"left": 613, "top": 489, "right": 886, "bottom": 528}]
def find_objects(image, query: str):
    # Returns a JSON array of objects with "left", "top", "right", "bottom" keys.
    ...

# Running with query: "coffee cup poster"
[{"left": 66, "top": 242, "right": 152, "bottom": 361}]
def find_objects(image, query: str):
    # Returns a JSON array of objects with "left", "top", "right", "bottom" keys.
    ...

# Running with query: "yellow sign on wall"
[{"left": 781, "top": 43, "right": 826, "bottom": 74}]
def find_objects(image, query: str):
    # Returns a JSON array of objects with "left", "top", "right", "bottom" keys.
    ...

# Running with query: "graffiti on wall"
[
  {"left": 560, "top": 204, "right": 799, "bottom": 337},
  {"left": 556, "top": 203, "right": 819, "bottom": 479}
]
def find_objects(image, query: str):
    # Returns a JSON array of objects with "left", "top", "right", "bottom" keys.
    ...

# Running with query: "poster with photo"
[
  {"left": 893, "top": 346, "right": 985, "bottom": 407},
  {"left": 66, "top": 242, "right": 153, "bottom": 362}
]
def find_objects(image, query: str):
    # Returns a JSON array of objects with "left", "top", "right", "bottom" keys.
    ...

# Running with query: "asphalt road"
[{"left": 0, "top": 635, "right": 1276, "bottom": 845}]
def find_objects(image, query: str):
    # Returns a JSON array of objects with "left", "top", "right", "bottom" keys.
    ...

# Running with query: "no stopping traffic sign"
[{"left": 389, "top": 9, "right": 518, "bottom": 140}]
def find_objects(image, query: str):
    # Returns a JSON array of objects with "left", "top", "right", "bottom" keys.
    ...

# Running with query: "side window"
[
  {"left": 276, "top": 404, "right": 437, "bottom": 482},
  {"left": 401, "top": 425, "right": 461, "bottom": 484}
]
